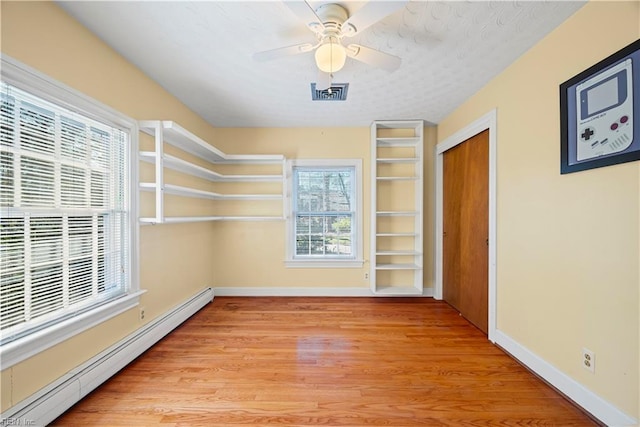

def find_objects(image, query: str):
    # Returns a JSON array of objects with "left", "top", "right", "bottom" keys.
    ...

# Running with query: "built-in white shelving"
[
  {"left": 370, "top": 120, "right": 424, "bottom": 295},
  {"left": 138, "top": 120, "right": 286, "bottom": 224}
]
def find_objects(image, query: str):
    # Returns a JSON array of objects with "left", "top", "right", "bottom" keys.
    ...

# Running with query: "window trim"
[
  {"left": 0, "top": 55, "right": 142, "bottom": 370},
  {"left": 285, "top": 159, "right": 363, "bottom": 268}
]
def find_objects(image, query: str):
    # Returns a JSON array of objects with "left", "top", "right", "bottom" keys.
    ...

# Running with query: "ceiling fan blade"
[
  {"left": 253, "top": 43, "right": 314, "bottom": 62},
  {"left": 342, "top": 1, "right": 407, "bottom": 37},
  {"left": 283, "top": 1, "right": 325, "bottom": 34},
  {"left": 346, "top": 44, "right": 401, "bottom": 72},
  {"left": 316, "top": 70, "right": 332, "bottom": 91}
]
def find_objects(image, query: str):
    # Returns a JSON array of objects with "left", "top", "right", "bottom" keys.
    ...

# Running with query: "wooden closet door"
[{"left": 443, "top": 130, "right": 489, "bottom": 334}]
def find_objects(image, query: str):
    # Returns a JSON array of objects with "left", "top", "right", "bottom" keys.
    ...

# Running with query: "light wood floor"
[{"left": 53, "top": 297, "right": 599, "bottom": 426}]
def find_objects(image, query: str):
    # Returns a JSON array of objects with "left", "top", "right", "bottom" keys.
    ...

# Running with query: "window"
[
  {"left": 0, "top": 57, "right": 140, "bottom": 369},
  {"left": 286, "top": 159, "right": 363, "bottom": 267}
]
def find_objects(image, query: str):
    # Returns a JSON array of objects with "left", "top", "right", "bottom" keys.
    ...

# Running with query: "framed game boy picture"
[{"left": 560, "top": 39, "right": 640, "bottom": 174}]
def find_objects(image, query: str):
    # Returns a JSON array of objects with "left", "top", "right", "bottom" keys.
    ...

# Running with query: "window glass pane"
[
  {"left": 90, "top": 127, "right": 109, "bottom": 169},
  {"left": 1, "top": 94, "right": 15, "bottom": 147},
  {"left": 61, "top": 116, "right": 87, "bottom": 161},
  {"left": 327, "top": 171, "right": 351, "bottom": 212},
  {"left": 309, "top": 214, "right": 325, "bottom": 255},
  {"left": 0, "top": 270, "right": 24, "bottom": 330},
  {"left": 0, "top": 217, "right": 26, "bottom": 329},
  {"left": 0, "top": 218, "right": 24, "bottom": 269},
  {"left": 69, "top": 216, "right": 92, "bottom": 258},
  {"left": 91, "top": 171, "right": 105, "bottom": 208},
  {"left": 69, "top": 258, "right": 92, "bottom": 305},
  {"left": 0, "top": 151, "right": 14, "bottom": 206},
  {"left": 30, "top": 217, "right": 63, "bottom": 265},
  {"left": 327, "top": 215, "right": 352, "bottom": 255},
  {"left": 97, "top": 215, "right": 106, "bottom": 293},
  {"left": 295, "top": 215, "right": 310, "bottom": 255},
  {"left": 20, "top": 102, "right": 55, "bottom": 155},
  {"left": 21, "top": 156, "right": 55, "bottom": 207},
  {"left": 61, "top": 165, "right": 87, "bottom": 207},
  {"left": 30, "top": 263, "right": 63, "bottom": 320}
]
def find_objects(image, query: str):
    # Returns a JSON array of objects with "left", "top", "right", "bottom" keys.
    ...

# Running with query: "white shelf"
[
  {"left": 375, "top": 120, "right": 423, "bottom": 129},
  {"left": 376, "top": 263, "right": 421, "bottom": 270},
  {"left": 140, "top": 183, "right": 280, "bottom": 200},
  {"left": 376, "top": 176, "right": 418, "bottom": 181},
  {"left": 376, "top": 211, "right": 418, "bottom": 216},
  {"left": 374, "top": 286, "right": 423, "bottom": 296},
  {"left": 224, "top": 153, "right": 284, "bottom": 164},
  {"left": 140, "top": 215, "right": 284, "bottom": 225},
  {"left": 377, "top": 158, "right": 418, "bottom": 164},
  {"left": 376, "top": 137, "right": 421, "bottom": 147},
  {"left": 376, "top": 250, "right": 421, "bottom": 256},
  {"left": 139, "top": 121, "right": 284, "bottom": 164},
  {"left": 139, "top": 152, "right": 282, "bottom": 182}
]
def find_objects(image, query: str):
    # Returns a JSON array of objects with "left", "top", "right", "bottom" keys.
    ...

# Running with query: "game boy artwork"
[
  {"left": 562, "top": 40, "right": 640, "bottom": 174},
  {"left": 576, "top": 59, "right": 633, "bottom": 161}
]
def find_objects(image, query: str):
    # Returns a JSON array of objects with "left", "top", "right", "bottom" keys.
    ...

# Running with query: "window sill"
[
  {"left": 0, "top": 290, "right": 146, "bottom": 370},
  {"left": 285, "top": 259, "right": 364, "bottom": 268}
]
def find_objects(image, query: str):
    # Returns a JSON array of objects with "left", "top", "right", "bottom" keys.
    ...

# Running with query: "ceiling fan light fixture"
[{"left": 315, "top": 37, "right": 346, "bottom": 73}]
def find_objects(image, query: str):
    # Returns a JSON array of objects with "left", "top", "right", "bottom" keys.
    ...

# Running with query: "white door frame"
[{"left": 434, "top": 109, "right": 497, "bottom": 342}]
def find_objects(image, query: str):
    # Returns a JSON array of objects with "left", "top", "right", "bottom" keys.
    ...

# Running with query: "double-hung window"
[
  {"left": 286, "top": 159, "right": 363, "bottom": 267},
  {"left": 0, "top": 57, "right": 140, "bottom": 369}
]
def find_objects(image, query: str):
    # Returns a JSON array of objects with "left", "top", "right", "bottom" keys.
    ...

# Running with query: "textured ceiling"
[{"left": 58, "top": 1, "right": 586, "bottom": 128}]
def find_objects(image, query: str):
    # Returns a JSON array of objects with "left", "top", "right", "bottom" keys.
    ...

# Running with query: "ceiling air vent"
[{"left": 311, "top": 83, "right": 349, "bottom": 101}]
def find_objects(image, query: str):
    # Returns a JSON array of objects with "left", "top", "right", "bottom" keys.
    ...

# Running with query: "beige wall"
[
  {"left": 0, "top": 1, "right": 217, "bottom": 411},
  {"left": 215, "top": 128, "right": 370, "bottom": 288},
  {"left": 438, "top": 1, "right": 639, "bottom": 418},
  {"left": 211, "top": 127, "right": 436, "bottom": 290}
]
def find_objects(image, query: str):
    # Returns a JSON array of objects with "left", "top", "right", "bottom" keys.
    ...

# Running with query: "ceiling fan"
[{"left": 253, "top": 1, "right": 407, "bottom": 90}]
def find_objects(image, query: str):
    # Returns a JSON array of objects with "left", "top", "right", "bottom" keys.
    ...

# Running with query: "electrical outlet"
[
  {"left": 139, "top": 307, "right": 146, "bottom": 321},
  {"left": 582, "top": 348, "right": 595, "bottom": 373},
  {"left": 364, "top": 272, "right": 369, "bottom": 280}
]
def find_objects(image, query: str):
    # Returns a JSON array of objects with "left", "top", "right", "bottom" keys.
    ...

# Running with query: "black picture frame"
[{"left": 560, "top": 39, "right": 640, "bottom": 174}]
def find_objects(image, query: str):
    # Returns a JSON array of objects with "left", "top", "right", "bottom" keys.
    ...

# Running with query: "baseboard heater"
[{"left": 1, "top": 287, "right": 214, "bottom": 427}]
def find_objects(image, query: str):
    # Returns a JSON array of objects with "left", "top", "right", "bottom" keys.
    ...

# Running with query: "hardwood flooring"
[{"left": 53, "top": 297, "right": 599, "bottom": 426}]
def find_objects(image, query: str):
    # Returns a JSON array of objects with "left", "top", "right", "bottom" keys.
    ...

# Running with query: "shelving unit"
[
  {"left": 138, "top": 120, "right": 286, "bottom": 224},
  {"left": 370, "top": 120, "right": 424, "bottom": 295}
]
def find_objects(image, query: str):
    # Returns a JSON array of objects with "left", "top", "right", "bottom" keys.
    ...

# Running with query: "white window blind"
[{"left": 0, "top": 81, "right": 129, "bottom": 345}]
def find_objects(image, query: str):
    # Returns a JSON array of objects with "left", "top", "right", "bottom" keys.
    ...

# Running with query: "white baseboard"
[
  {"left": 494, "top": 329, "right": 637, "bottom": 426},
  {"left": 1, "top": 287, "right": 214, "bottom": 427},
  {"left": 214, "top": 286, "right": 434, "bottom": 297}
]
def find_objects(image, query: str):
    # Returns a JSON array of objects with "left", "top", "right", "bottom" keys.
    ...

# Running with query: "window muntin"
[{"left": 0, "top": 81, "right": 129, "bottom": 345}]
